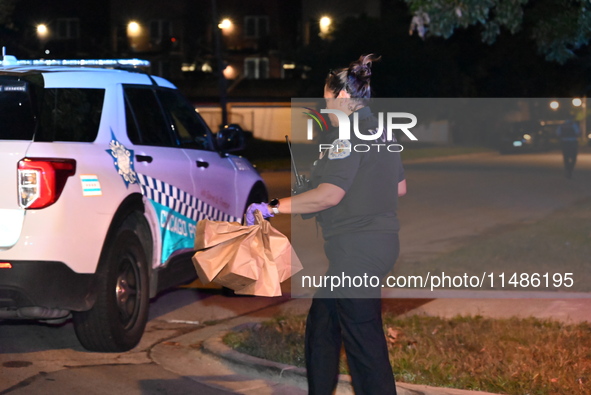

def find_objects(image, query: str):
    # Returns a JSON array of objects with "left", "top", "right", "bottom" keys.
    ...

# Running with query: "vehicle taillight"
[{"left": 18, "top": 158, "right": 76, "bottom": 209}]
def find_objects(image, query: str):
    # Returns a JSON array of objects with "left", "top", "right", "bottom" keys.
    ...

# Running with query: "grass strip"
[{"left": 224, "top": 314, "right": 591, "bottom": 395}]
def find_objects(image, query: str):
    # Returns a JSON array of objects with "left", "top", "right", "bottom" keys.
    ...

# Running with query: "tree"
[
  {"left": 0, "top": 0, "right": 16, "bottom": 26},
  {"left": 406, "top": 0, "right": 591, "bottom": 63}
]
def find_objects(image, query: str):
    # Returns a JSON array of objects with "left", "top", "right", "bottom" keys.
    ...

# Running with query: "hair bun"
[
  {"left": 348, "top": 54, "right": 381, "bottom": 84},
  {"left": 325, "top": 54, "right": 381, "bottom": 99}
]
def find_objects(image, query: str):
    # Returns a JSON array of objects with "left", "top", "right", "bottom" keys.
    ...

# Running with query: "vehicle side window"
[
  {"left": 157, "top": 90, "right": 213, "bottom": 151},
  {"left": 124, "top": 95, "right": 140, "bottom": 144},
  {"left": 36, "top": 88, "right": 104, "bottom": 142},
  {"left": 124, "top": 86, "right": 174, "bottom": 147}
]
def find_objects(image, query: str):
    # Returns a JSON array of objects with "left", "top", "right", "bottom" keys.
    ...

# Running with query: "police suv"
[{"left": 0, "top": 52, "right": 267, "bottom": 351}]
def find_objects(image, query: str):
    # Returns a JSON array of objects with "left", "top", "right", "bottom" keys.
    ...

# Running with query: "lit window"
[{"left": 244, "top": 57, "right": 269, "bottom": 79}]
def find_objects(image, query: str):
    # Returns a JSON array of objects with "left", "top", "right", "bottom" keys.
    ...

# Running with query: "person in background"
[
  {"left": 247, "top": 54, "right": 406, "bottom": 394},
  {"left": 556, "top": 119, "right": 580, "bottom": 179}
]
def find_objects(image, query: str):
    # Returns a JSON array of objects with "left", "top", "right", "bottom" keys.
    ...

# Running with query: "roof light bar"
[{"left": 15, "top": 59, "right": 151, "bottom": 67}]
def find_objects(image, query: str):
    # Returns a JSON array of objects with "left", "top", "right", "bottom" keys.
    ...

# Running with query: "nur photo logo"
[
  {"left": 302, "top": 107, "right": 329, "bottom": 139},
  {"left": 302, "top": 106, "right": 419, "bottom": 153}
]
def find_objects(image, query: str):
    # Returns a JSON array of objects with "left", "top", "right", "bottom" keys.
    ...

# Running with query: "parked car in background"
[
  {"left": 497, "top": 121, "right": 555, "bottom": 154},
  {"left": 0, "top": 53, "right": 267, "bottom": 352}
]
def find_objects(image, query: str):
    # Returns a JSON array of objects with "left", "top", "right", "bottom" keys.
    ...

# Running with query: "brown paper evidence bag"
[{"left": 192, "top": 211, "right": 303, "bottom": 297}]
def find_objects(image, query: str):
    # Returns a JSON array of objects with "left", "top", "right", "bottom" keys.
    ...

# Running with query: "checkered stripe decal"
[{"left": 137, "top": 173, "right": 239, "bottom": 223}]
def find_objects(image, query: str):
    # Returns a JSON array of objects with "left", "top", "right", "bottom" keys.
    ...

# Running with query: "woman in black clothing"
[{"left": 247, "top": 54, "right": 406, "bottom": 394}]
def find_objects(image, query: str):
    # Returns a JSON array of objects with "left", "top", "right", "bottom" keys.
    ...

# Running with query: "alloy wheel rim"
[{"left": 115, "top": 253, "right": 141, "bottom": 329}]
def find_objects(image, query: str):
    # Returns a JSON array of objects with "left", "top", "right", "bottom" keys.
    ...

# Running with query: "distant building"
[
  {"left": 213, "top": 0, "right": 301, "bottom": 81},
  {"left": 7, "top": 0, "right": 301, "bottom": 87},
  {"left": 302, "top": 0, "right": 381, "bottom": 44},
  {"left": 9, "top": 0, "right": 110, "bottom": 60}
]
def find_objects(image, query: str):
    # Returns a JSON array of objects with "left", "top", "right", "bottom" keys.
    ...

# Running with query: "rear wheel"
[{"left": 73, "top": 215, "right": 150, "bottom": 352}]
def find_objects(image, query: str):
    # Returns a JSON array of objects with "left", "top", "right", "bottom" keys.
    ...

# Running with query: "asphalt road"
[
  {"left": 398, "top": 150, "right": 591, "bottom": 266},
  {"left": 1, "top": 149, "right": 590, "bottom": 394}
]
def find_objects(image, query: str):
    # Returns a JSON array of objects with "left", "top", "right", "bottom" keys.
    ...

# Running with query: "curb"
[
  {"left": 201, "top": 328, "right": 503, "bottom": 395},
  {"left": 202, "top": 330, "right": 353, "bottom": 394},
  {"left": 203, "top": 332, "right": 307, "bottom": 381}
]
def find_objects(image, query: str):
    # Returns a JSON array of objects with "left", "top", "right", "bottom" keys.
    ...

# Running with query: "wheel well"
[
  {"left": 243, "top": 181, "right": 268, "bottom": 213},
  {"left": 97, "top": 194, "right": 153, "bottom": 274}
]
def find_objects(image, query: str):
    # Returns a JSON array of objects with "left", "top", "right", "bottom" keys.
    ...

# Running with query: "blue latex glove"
[{"left": 245, "top": 202, "right": 274, "bottom": 225}]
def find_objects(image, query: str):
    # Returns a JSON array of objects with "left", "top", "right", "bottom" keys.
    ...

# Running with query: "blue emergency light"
[{"left": 2, "top": 47, "right": 150, "bottom": 68}]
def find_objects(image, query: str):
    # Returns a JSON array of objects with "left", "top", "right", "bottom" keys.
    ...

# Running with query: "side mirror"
[{"left": 216, "top": 124, "right": 246, "bottom": 153}]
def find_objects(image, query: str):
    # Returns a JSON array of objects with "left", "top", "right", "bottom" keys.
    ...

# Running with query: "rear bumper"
[{"left": 0, "top": 260, "right": 96, "bottom": 311}]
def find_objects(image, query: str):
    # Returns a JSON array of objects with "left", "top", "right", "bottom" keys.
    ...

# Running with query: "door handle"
[
  {"left": 196, "top": 160, "right": 209, "bottom": 168},
  {"left": 136, "top": 155, "right": 153, "bottom": 163}
]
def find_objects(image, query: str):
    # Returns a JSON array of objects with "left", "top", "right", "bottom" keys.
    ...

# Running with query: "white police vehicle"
[{"left": 0, "top": 51, "right": 267, "bottom": 352}]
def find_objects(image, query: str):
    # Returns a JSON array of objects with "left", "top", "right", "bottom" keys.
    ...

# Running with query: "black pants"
[
  {"left": 305, "top": 232, "right": 399, "bottom": 394},
  {"left": 561, "top": 141, "right": 578, "bottom": 178}
]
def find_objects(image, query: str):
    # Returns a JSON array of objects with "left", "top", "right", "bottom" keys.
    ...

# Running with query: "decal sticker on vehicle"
[
  {"left": 230, "top": 157, "right": 252, "bottom": 171},
  {"left": 106, "top": 131, "right": 137, "bottom": 188},
  {"left": 137, "top": 173, "right": 240, "bottom": 264},
  {"left": 80, "top": 174, "right": 102, "bottom": 196}
]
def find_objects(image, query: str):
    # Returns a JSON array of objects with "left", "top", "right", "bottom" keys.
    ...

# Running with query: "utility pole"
[{"left": 211, "top": 0, "right": 228, "bottom": 127}]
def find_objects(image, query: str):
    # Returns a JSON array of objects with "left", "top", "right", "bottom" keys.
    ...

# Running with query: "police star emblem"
[
  {"left": 106, "top": 130, "right": 137, "bottom": 187},
  {"left": 328, "top": 139, "right": 351, "bottom": 159}
]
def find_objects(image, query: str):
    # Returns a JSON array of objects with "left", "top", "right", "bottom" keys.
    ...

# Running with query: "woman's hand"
[
  {"left": 245, "top": 203, "right": 273, "bottom": 225},
  {"left": 398, "top": 179, "right": 407, "bottom": 197}
]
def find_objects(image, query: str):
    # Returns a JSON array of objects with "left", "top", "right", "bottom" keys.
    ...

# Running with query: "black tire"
[{"left": 73, "top": 216, "right": 150, "bottom": 352}]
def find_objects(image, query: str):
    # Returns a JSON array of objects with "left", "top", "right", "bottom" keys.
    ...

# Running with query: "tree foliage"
[
  {"left": 0, "top": 0, "right": 16, "bottom": 26},
  {"left": 298, "top": 5, "right": 587, "bottom": 99},
  {"left": 405, "top": 0, "right": 591, "bottom": 63}
]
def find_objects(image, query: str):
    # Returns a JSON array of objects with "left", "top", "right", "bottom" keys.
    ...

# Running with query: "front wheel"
[{"left": 73, "top": 218, "right": 150, "bottom": 352}]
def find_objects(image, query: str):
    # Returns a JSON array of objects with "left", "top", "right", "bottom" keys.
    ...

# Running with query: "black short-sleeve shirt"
[{"left": 311, "top": 106, "right": 405, "bottom": 238}]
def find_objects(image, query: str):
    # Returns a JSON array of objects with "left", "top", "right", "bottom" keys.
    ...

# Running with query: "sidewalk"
[
  {"left": 151, "top": 295, "right": 590, "bottom": 394},
  {"left": 152, "top": 151, "right": 591, "bottom": 394}
]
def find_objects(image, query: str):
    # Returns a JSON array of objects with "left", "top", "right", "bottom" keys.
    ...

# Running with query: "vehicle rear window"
[
  {"left": 1, "top": 75, "right": 105, "bottom": 142},
  {"left": 0, "top": 79, "right": 36, "bottom": 140},
  {"left": 36, "top": 88, "right": 105, "bottom": 142}
]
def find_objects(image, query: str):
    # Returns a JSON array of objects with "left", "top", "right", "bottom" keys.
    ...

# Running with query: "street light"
[
  {"left": 218, "top": 18, "right": 234, "bottom": 36},
  {"left": 211, "top": 0, "right": 228, "bottom": 126},
  {"left": 36, "top": 24, "right": 48, "bottom": 39},
  {"left": 223, "top": 65, "right": 237, "bottom": 79},
  {"left": 218, "top": 19, "right": 232, "bottom": 30},
  {"left": 572, "top": 98, "right": 582, "bottom": 107},
  {"left": 127, "top": 21, "right": 141, "bottom": 37},
  {"left": 319, "top": 16, "right": 332, "bottom": 35},
  {"left": 550, "top": 101, "right": 559, "bottom": 110}
]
